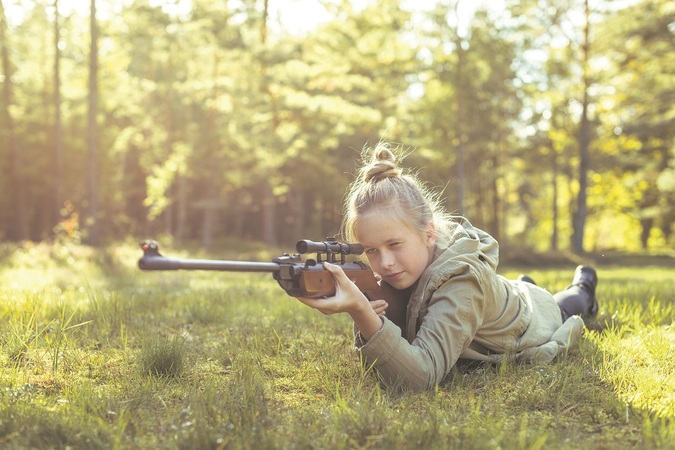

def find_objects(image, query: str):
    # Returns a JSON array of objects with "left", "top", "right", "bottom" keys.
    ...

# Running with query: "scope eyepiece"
[{"left": 296, "top": 239, "right": 364, "bottom": 255}]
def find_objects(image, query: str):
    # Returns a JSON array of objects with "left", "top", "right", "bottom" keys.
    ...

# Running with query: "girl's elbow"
[{"left": 379, "top": 367, "right": 437, "bottom": 391}]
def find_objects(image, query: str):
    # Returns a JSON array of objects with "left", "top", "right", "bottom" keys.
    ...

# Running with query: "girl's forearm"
[{"left": 349, "top": 301, "right": 383, "bottom": 340}]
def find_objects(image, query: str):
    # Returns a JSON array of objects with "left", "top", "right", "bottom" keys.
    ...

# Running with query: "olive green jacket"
[{"left": 354, "top": 219, "right": 585, "bottom": 391}]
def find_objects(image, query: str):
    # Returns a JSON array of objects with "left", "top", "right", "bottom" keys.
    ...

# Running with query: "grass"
[{"left": 0, "top": 240, "right": 674, "bottom": 449}]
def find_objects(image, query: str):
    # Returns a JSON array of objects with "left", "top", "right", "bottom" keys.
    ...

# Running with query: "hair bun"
[{"left": 363, "top": 145, "right": 401, "bottom": 183}]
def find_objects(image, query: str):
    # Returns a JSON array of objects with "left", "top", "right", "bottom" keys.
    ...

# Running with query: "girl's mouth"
[{"left": 385, "top": 271, "right": 404, "bottom": 281}]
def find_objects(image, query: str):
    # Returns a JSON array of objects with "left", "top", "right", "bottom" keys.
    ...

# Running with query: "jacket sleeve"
[{"left": 354, "top": 265, "right": 486, "bottom": 391}]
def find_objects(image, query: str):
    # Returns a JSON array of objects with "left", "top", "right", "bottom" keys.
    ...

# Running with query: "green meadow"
[{"left": 1, "top": 240, "right": 674, "bottom": 449}]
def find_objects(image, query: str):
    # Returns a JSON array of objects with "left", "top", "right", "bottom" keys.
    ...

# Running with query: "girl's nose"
[{"left": 380, "top": 250, "right": 395, "bottom": 268}]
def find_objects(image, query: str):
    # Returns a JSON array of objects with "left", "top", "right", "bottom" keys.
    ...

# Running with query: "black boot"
[
  {"left": 572, "top": 265, "right": 597, "bottom": 292},
  {"left": 573, "top": 265, "right": 598, "bottom": 316},
  {"left": 553, "top": 265, "right": 599, "bottom": 320}
]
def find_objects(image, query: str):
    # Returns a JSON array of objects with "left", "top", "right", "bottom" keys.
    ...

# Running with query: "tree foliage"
[{"left": 0, "top": 0, "right": 673, "bottom": 252}]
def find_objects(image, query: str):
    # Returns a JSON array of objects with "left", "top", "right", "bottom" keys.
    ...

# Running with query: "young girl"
[{"left": 297, "top": 143, "right": 598, "bottom": 391}]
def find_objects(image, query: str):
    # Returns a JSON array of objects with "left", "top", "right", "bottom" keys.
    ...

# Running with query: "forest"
[{"left": 1, "top": 0, "right": 674, "bottom": 254}]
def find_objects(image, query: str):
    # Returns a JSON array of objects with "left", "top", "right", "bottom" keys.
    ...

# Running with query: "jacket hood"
[
  {"left": 418, "top": 218, "right": 499, "bottom": 292},
  {"left": 406, "top": 217, "right": 500, "bottom": 340},
  {"left": 444, "top": 218, "right": 499, "bottom": 267}
]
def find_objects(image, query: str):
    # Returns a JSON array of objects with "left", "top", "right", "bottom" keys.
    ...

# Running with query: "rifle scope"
[{"left": 296, "top": 239, "right": 364, "bottom": 256}]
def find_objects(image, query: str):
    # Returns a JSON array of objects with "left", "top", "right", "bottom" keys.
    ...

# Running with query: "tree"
[
  {"left": 53, "top": 0, "right": 64, "bottom": 227},
  {"left": 0, "top": 0, "right": 29, "bottom": 241},
  {"left": 500, "top": 0, "right": 609, "bottom": 252},
  {"left": 411, "top": 4, "right": 521, "bottom": 242},
  {"left": 86, "top": 0, "right": 99, "bottom": 245},
  {"left": 572, "top": 0, "right": 591, "bottom": 253},
  {"left": 601, "top": 0, "right": 675, "bottom": 247},
  {"left": 1, "top": 0, "right": 672, "bottom": 252}
]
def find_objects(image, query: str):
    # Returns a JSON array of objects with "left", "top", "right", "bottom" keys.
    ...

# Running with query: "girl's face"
[{"left": 354, "top": 212, "right": 436, "bottom": 290}]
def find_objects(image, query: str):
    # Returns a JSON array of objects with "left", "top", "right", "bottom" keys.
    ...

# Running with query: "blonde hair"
[{"left": 342, "top": 142, "right": 457, "bottom": 247}]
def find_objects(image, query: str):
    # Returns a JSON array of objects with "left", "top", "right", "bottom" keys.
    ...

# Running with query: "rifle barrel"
[{"left": 138, "top": 255, "right": 280, "bottom": 272}]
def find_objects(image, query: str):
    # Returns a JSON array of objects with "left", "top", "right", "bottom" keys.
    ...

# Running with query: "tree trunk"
[
  {"left": 259, "top": 0, "right": 279, "bottom": 246},
  {"left": 640, "top": 218, "right": 652, "bottom": 249},
  {"left": 162, "top": 36, "right": 176, "bottom": 237},
  {"left": 572, "top": 0, "right": 590, "bottom": 254},
  {"left": 202, "top": 182, "right": 217, "bottom": 251},
  {"left": 497, "top": 134, "right": 508, "bottom": 253},
  {"left": 164, "top": 183, "right": 173, "bottom": 235},
  {"left": 489, "top": 154, "right": 500, "bottom": 242},
  {"left": 262, "top": 183, "right": 277, "bottom": 246},
  {"left": 86, "top": 0, "right": 100, "bottom": 245},
  {"left": 232, "top": 194, "right": 246, "bottom": 240},
  {"left": 0, "top": 0, "right": 29, "bottom": 241},
  {"left": 289, "top": 188, "right": 304, "bottom": 243},
  {"left": 175, "top": 174, "right": 187, "bottom": 242},
  {"left": 550, "top": 151, "right": 559, "bottom": 251},
  {"left": 53, "top": 0, "right": 64, "bottom": 227},
  {"left": 455, "top": 20, "right": 465, "bottom": 217}
]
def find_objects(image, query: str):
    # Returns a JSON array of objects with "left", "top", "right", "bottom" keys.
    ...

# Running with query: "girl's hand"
[
  {"left": 295, "top": 262, "right": 371, "bottom": 315},
  {"left": 369, "top": 272, "right": 388, "bottom": 315},
  {"left": 369, "top": 299, "right": 388, "bottom": 316},
  {"left": 296, "top": 262, "right": 385, "bottom": 340},
  {"left": 296, "top": 265, "right": 388, "bottom": 316}
]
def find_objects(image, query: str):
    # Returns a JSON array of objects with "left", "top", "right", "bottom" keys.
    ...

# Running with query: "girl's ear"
[{"left": 425, "top": 221, "right": 436, "bottom": 247}]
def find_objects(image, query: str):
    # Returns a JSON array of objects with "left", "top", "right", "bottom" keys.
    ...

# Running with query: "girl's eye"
[{"left": 366, "top": 248, "right": 377, "bottom": 254}]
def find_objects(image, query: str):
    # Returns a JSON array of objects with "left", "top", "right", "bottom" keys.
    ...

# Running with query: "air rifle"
[{"left": 138, "top": 238, "right": 407, "bottom": 329}]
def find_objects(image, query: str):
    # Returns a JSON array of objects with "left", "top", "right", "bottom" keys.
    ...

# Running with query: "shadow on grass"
[
  {"left": 0, "top": 396, "right": 112, "bottom": 449},
  {"left": 433, "top": 331, "right": 675, "bottom": 449}
]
